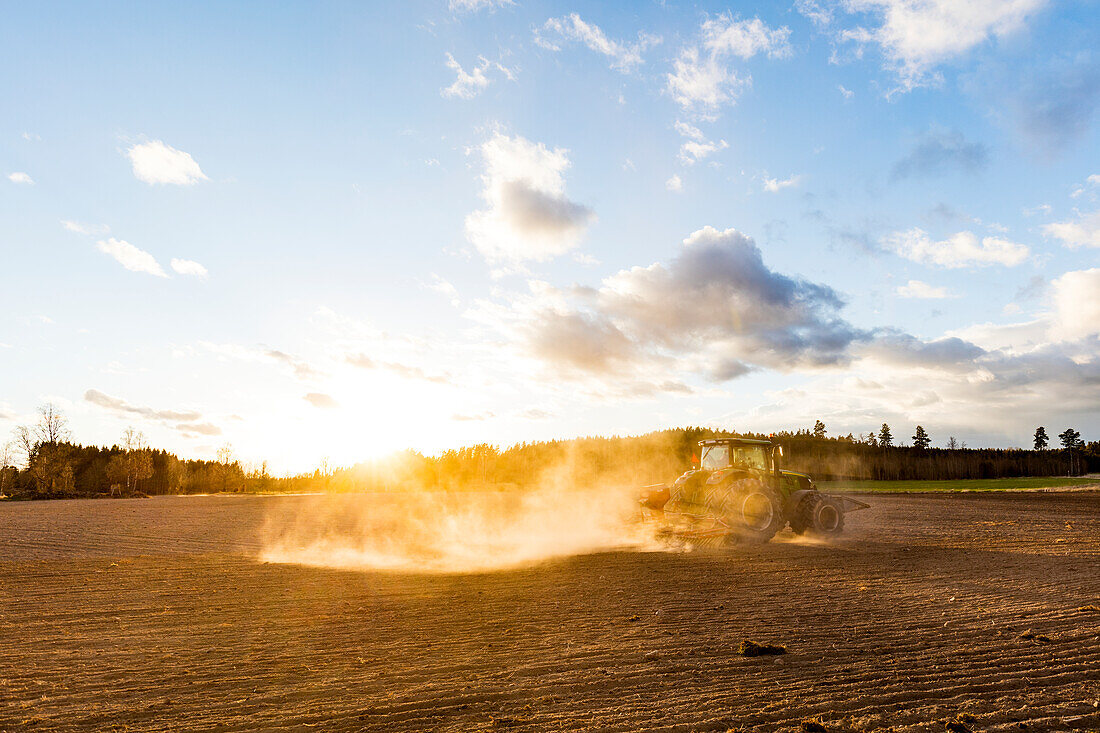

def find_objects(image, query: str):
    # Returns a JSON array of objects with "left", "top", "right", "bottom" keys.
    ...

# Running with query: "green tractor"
[{"left": 639, "top": 438, "right": 868, "bottom": 545}]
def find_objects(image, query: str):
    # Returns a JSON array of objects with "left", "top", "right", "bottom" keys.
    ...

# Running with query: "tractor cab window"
[
  {"left": 700, "top": 444, "right": 729, "bottom": 470},
  {"left": 730, "top": 445, "right": 770, "bottom": 471}
]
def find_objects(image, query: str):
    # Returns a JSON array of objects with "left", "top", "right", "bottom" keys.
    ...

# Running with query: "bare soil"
[{"left": 1, "top": 492, "right": 1099, "bottom": 732}]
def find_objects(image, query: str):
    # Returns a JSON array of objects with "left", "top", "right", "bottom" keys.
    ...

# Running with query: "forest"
[{"left": 2, "top": 405, "right": 1097, "bottom": 500}]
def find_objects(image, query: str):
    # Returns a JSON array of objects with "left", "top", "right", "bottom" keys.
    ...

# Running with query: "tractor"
[{"left": 639, "top": 438, "right": 868, "bottom": 545}]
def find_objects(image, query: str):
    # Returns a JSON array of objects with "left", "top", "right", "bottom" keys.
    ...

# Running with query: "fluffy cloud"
[
  {"left": 891, "top": 129, "right": 987, "bottom": 180},
  {"left": 477, "top": 226, "right": 866, "bottom": 388},
  {"left": 1043, "top": 210, "right": 1100, "bottom": 249},
  {"left": 304, "top": 392, "right": 338, "bottom": 409},
  {"left": 449, "top": 0, "right": 511, "bottom": 12},
  {"left": 96, "top": 238, "right": 168, "bottom": 277},
  {"left": 832, "top": 0, "right": 1047, "bottom": 92},
  {"left": 84, "top": 389, "right": 221, "bottom": 436},
  {"left": 666, "top": 174, "right": 683, "bottom": 191},
  {"left": 535, "top": 13, "right": 659, "bottom": 72},
  {"left": 465, "top": 133, "right": 595, "bottom": 262},
  {"left": 441, "top": 53, "right": 515, "bottom": 99},
  {"left": 126, "top": 140, "right": 208, "bottom": 185},
  {"left": 592, "top": 226, "right": 861, "bottom": 369},
  {"left": 667, "top": 47, "right": 750, "bottom": 115},
  {"left": 763, "top": 174, "right": 802, "bottom": 192},
  {"left": 896, "top": 279, "right": 952, "bottom": 298},
  {"left": 7, "top": 172, "right": 33, "bottom": 185},
  {"left": 666, "top": 15, "right": 790, "bottom": 116},
  {"left": 701, "top": 14, "right": 792, "bottom": 59},
  {"left": 860, "top": 332, "right": 984, "bottom": 369},
  {"left": 171, "top": 258, "right": 209, "bottom": 277},
  {"left": 882, "top": 228, "right": 1029, "bottom": 268},
  {"left": 675, "top": 121, "right": 728, "bottom": 164},
  {"left": 1051, "top": 268, "right": 1100, "bottom": 341}
]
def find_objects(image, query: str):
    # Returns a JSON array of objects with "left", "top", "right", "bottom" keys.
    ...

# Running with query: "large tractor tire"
[
  {"left": 719, "top": 478, "right": 786, "bottom": 543},
  {"left": 790, "top": 493, "right": 845, "bottom": 537}
]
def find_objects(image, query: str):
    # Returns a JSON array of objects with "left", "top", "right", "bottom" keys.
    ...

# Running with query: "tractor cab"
[{"left": 698, "top": 438, "right": 779, "bottom": 476}]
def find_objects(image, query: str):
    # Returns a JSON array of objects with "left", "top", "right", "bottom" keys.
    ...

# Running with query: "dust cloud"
[{"left": 259, "top": 484, "right": 665, "bottom": 574}]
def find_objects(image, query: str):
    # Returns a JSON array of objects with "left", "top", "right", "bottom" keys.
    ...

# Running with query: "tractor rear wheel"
[
  {"left": 720, "top": 478, "right": 785, "bottom": 543},
  {"left": 791, "top": 493, "right": 845, "bottom": 536}
]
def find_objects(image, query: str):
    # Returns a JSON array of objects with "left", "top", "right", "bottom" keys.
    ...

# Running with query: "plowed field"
[{"left": 1, "top": 492, "right": 1098, "bottom": 732}]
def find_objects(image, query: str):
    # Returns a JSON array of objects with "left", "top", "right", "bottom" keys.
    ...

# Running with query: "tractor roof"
[{"left": 698, "top": 438, "right": 774, "bottom": 447}]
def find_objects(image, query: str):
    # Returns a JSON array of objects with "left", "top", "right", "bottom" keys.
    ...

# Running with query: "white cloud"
[
  {"left": 701, "top": 14, "right": 792, "bottom": 59},
  {"left": 666, "top": 15, "right": 790, "bottom": 116},
  {"left": 835, "top": 0, "right": 1047, "bottom": 93},
  {"left": 839, "top": 84, "right": 854, "bottom": 99},
  {"left": 1043, "top": 210, "right": 1100, "bottom": 249},
  {"left": 666, "top": 174, "right": 683, "bottom": 191},
  {"left": 883, "top": 228, "right": 1029, "bottom": 268},
  {"left": 896, "top": 279, "right": 952, "bottom": 298},
  {"left": 96, "top": 238, "right": 168, "bottom": 277},
  {"left": 473, "top": 226, "right": 863, "bottom": 392},
  {"left": 171, "top": 258, "right": 208, "bottom": 277},
  {"left": 797, "top": 0, "right": 834, "bottom": 27},
  {"left": 126, "top": 140, "right": 208, "bottom": 185},
  {"left": 465, "top": 132, "right": 596, "bottom": 262},
  {"left": 536, "top": 13, "right": 659, "bottom": 72},
  {"left": 675, "top": 121, "right": 728, "bottom": 164},
  {"left": 763, "top": 174, "right": 802, "bottom": 192},
  {"left": 666, "top": 47, "right": 749, "bottom": 115},
  {"left": 449, "top": 0, "right": 511, "bottom": 12},
  {"left": 61, "top": 220, "right": 109, "bottom": 236},
  {"left": 22, "top": 132, "right": 41, "bottom": 142},
  {"left": 304, "top": 392, "right": 339, "bottom": 409},
  {"left": 1051, "top": 268, "right": 1100, "bottom": 341},
  {"left": 673, "top": 120, "right": 706, "bottom": 142},
  {"left": 441, "top": 53, "right": 514, "bottom": 99},
  {"left": 7, "top": 172, "right": 33, "bottom": 185},
  {"left": 427, "top": 273, "right": 461, "bottom": 306}
]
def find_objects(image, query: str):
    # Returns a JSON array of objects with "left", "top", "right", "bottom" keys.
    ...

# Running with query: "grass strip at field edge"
[{"left": 818, "top": 476, "right": 1100, "bottom": 493}]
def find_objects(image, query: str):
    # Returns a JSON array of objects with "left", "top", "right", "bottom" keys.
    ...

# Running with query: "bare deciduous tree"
[
  {"left": 0, "top": 442, "right": 14, "bottom": 496},
  {"left": 11, "top": 425, "right": 33, "bottom": 468},
  {"left": 34, "top": 403, "right": 70, "bottom": 445}
]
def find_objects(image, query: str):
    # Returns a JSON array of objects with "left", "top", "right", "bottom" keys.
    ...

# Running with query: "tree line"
[
  {"left": 2, "top": 406, "right": 1096, "bottom": 500},
  {"left": 1, "top": 405, "right": 262, "bottom": 500}
]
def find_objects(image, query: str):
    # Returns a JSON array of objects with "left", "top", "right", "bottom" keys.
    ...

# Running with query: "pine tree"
[
  {"left": 1058, "top": 428, "right": 1083, "bottom": 475},
  {"left": 813, "top": 420, "right": 826, "bottom": 439},
  {"left": 912, "top": 425, "right": 930, "bottom": 450},
  {"left": 878, "top": 423, "right": 893, "bottom": 447},
  {"left": 1058, "top": 427, "right": 1081, "bottom": 449},
  {"left": 1033, "top": 426, "right": 1049, "bottom": 450}
]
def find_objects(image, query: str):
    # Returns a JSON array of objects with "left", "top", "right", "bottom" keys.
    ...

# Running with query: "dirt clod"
[
  {"left": 945, "top": 721, "right": 972, "bottom": 733},
  {"left": 738, "top": 640, "right": 787, "bottom": 657},
  {"left": 1017, "top": 629, "right": 1052, "bottom": 643},
  {"left": 800, "top": 718, "right": 828, "bottom": 732}
]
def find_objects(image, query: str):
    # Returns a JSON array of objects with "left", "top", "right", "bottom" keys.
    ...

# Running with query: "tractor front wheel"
[{"left": 791, "top": 493, "right": 845, "bottom": 536}]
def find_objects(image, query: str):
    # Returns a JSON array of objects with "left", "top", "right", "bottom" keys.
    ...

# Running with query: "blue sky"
[{"left": 3, "top": 0, "right": 1099, "bottom": 472}]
